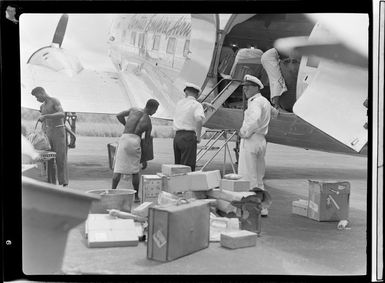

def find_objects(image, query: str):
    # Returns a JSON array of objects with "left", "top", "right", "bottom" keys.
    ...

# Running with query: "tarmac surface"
[{"left": 23, "top": 136, "right": 368, "bottom": 276}]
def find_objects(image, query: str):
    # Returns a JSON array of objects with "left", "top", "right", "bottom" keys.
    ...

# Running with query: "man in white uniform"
[
  {"left": 238, "top": 75, "right": 272, "bottom": 216},
  {"left": 173, "top": 82, "right": 205, "bottom": 171}
]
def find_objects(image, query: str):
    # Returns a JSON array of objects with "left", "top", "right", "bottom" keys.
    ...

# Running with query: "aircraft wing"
[
  {"left": 274, "top": 14, "right": 368, "bottom": 153},
  {"left": 21, "top": 64, "right": 132, "bottom": 114}
]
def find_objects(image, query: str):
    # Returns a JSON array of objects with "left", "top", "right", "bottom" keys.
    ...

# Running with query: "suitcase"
[{"left": 147, "top": 200, "right": 210, "bottom": 261}]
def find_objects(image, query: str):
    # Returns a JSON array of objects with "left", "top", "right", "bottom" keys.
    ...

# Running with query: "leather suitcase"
[{"left": 147, "top": 200, "right": 210, "bottom": 261}]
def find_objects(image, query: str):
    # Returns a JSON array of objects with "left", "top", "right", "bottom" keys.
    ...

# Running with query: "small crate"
[
  {"left": 139, "top": 175, "right": 162, "bottom": 203},
  {"left": 220, "top": 230, "right": 257, "bottom": 249}
]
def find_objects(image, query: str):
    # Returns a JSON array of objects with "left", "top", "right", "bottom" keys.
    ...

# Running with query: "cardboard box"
[
  {"left": 307, "top": 180, "right": 350, "bottom": 221},
  {"left": 220, "top": 179, "right": 250, "bottom": 192},
  {"left": 147, "top": 200, "right": 210, "bottom": 261},
  {"left": 292, "top": 199, "right": 308, "bottom": 217},
  {"left": 161, "top": 164, "right": 191, "bottom": 176},
  {"left": 86, "top": 214, "right": 139, "bottom": 248},
  {"left": 220, "top": 230, "right": 257, "bottom": 249},
  {"left": 157, "top": 173, "right": 192, "bottom": 193},
  {"left": 188, "top": 170, "right": 221, "bottom": 191},
  {"left": 139, "top": 175, "right": 162, "bottom": 203}
]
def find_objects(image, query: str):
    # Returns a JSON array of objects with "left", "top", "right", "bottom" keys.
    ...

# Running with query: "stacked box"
[
  {"left": 86, "top": 214, "right": 138, "bottom": 248},
  {"left": 220, "top": 230, "right": 257, "bottom": 249},
  {"left": 139, "top": 175, "right": 162, "bottom": 203},
  {"left": 307, "top": 180, "right": 350, "bottom": 221},
  {"left": 161, "top": 164, "right": 191, "bottom": 176},
  {"left": 220, "top": 179, "right": 250, "bottom": 192},
  {"left": 188, "top": 170, "right": 221, "bottom": 191},
  {"left": 157, "top": 173, "right": 192, "bottom": 193},
  {"left": 147, "top": 200, "right": 210, "bottom": 261},
  {"left": 292, "top": 199, "right": 308, "bottom": 217}
]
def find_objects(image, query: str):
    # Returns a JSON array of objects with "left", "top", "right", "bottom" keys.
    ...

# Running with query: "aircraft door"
[
  {"left": 293, "top": 21, "right": 368, "bottom": 153},
  {"left": 293, "top": 59, "right": 368, "bottom": 152}
]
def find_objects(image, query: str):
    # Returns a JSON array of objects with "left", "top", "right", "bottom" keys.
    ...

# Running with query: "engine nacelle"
[{"left": 27, "top": 46, "right": 83, "bottom": 77}]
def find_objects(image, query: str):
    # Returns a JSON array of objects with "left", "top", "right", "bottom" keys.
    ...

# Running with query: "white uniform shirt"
[
  {"left": 173, "top": 96, "right": 205, "bottom": 131},
  {"left": 240, "top": 93, "right": 271, "bottom": 138}
]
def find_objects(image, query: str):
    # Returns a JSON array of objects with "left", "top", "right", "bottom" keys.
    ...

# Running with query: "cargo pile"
[{"left": 84, "top": 164, "right": 267, "bottom": 261}]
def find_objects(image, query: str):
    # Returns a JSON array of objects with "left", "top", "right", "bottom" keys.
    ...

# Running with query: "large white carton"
[
  {"left": 188, "top": 170, "right": 221, "bottom": 191},
  {"left": 86, "top": 214, "right": 138, "bottom": 248},
  {"left": 161, "top": 164, "right": 191, "bottom": 176}
]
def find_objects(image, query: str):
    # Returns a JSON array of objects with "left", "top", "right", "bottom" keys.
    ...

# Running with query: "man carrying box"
[
  {"left": 172, "top": 82, "right": 205, "bottom": 171},
  {"left": 112, "top": 99, "right": 159, "bottom": 202}
]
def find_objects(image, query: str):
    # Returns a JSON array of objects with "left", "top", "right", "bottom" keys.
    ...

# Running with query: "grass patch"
[{"left": 21, "top": 108, "right": 232, "bottom": 139}]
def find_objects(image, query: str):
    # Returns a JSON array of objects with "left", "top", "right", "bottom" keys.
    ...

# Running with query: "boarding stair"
[
  {"left": 195, "top": 66, "right": 250, "bottom": 173},
  {"left": 200, "top": 75, "right": 242, "bottom": 126},
  {"left": 196, "top": 129, "right": 238, "bottom": 175}
]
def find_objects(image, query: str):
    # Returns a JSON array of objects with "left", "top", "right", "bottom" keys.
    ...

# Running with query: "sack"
[
  {"left": 140, "top": 137, "right": 153, "bottom": 163},
  {"left": 27, "top": 121, "right": 51, "bottom": 151}
]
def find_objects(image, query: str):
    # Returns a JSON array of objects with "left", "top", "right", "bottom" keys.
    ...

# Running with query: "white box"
[
  {"left": 161, "top": 164, "right": 191, "bottom": 176},
  {"left": 220, "top": 230, "right": 257, "bottom": 249},
  {"left": 157, "top": 173, "right": 192, "bottom": 193},
  {"left": 220, "top": 179, "right": 250, "bottom": 192},
  {"left": 188, "top": 170, "right": 221, "bottom": 191},
  {"left": 190, "top": 170, "right": 221, "bottom": 190},
  {"left": 139, "top": 175, "right": 162, "bottom": 203},
  {"left": 292, "top": 199, "right": 308, "bottom": 217},
  {"left": 86, "top": 214, "right": 139, "bottom": 248}
]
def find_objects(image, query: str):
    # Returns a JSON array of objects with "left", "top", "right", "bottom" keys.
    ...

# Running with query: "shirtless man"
[
  {"left": 112, "top": 99, "right": 159, "bottom": 202},
  {"left": 31, "top": 86, "right": 68, "bottom": 186}
]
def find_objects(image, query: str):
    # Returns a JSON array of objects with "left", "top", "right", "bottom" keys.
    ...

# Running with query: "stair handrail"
[
  {"left": 197, "top": 130, "right": 225, "bottom": 162},
  {"left": 199, "top": 77, "right": 232, "bottom": 103}
]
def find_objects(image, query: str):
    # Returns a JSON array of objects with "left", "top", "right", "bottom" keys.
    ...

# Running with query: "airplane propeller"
[{"left": 52, "top": 14, "right": 68, "bottom": 48}]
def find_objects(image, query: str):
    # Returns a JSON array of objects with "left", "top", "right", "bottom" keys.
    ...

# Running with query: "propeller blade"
[{"left": 52, "top": 14, "right": 68, "bottom": 48}]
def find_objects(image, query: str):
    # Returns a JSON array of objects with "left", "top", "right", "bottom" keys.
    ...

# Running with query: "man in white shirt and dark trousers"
[
  {"left": 238, "top": 75, "right": 272, "bottom": 216},
  {"left": 173, "top": 82, "right": 205, "bottom": 171}
]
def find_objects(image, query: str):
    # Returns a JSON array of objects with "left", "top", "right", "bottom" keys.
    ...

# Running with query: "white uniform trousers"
[{"left": 238, "top": 133, "right": 267, "bottom": 190}]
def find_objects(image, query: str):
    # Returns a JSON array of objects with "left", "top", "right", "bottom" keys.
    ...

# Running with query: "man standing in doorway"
[
  {"left": 173, "top": 82, "right": 205, "bottom": 171},
  {"left": 238, "top": 75, "right": 271, "bottom": 216},
  {"left": 112, "top": 99, "right": 159, "bottom": 202},
  {"left": 31, "top": 87, "right": 68, "bottom": 187}
]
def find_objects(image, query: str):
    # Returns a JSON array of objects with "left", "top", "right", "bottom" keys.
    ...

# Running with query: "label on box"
[
  {"left": 153, "top": 230, "right": 167, "bottom": 248},
  {"left": 308, "top": 200, "right": 318, "bottom": 213}
]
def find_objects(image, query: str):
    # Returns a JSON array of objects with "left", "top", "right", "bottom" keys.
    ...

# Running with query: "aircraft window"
[
  {"left": 152, "top": 35, "right": 161, "bottom": 51},
  {"left": 130, "top": 31, "right": 136, "bottom": 46},
  {"left": 122, "top": 29, "right": 127, "bottom": 41},
  {"left": 166, "top": 37, "right": 176, "bottom": 54},
  {"left": 306, "top": 56, "right": 320, "bottom": 68},
  {"left": 183, "top": 40, "right": 190, "bottom": 57},
  {"left": 138, "top": 33, "right": 145, "bottom": 48}
]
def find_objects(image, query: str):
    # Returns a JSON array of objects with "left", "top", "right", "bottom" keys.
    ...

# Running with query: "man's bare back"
[{"left": 120, "top": 108, "right": 151, "bottom": 137}]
